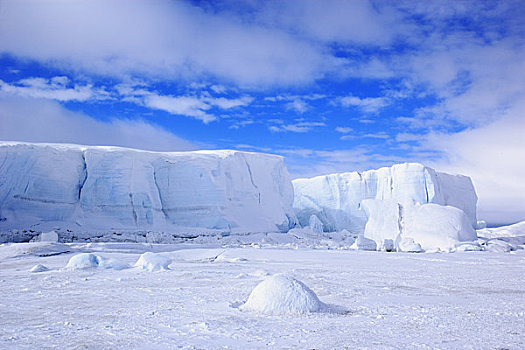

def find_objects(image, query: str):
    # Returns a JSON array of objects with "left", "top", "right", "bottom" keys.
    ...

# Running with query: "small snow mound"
[
  {"left": 350, "top": 235, "right": 377, "bottom": 251},
  {"left": 30, "top": 264, "right": 49, "bottom": 273},
  {"left": 240, "top": 274, "right": 325, "bottom": 315},
  {"left": 485, "top": 239, "right": 514, "bottom": 253},
  {"left": 398, "top": 237, "right": 423, "bottom": 252},
  {"left": 66, "top": 253, "right": 100, "bottom": 269},
  {"left": 134, "top": 252, "right": 171, "bottom": 271},
  {"left": 455, "top": 242, "right": 483, "bottom": 252},
  {"left": 40, "top": 230, "right": 58, "bottom": 242},
  {"left": 65, "top": 253, "right": 128, "bottom": 270}
]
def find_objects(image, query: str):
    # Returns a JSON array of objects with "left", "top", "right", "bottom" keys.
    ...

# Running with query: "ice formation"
[
  {"left": 240, "top": 274, "right": 325, "bottom": 315},
  {"left": 30, "top": 264, "right": 49, "bottom": 273},
  {"left": 293, "top": 163, "right": 478, "bottom": 251},
  {"left": 350, "top": 234, "right": 377, "bottom": 251},
  {"left": 65, "top": 253, "right": 101, "bottom": 269},
  {"left": 0, "top": 142, "right": 296, "bottom": 242},
  {"left": 39, "top": 231, "right": 58, "bottom": 242},
  {"left": 65, "top": 253, "right": 128, "bottom": 270},
  {"left": 134, "top": 252, "right": 171, "bottom": 271}
]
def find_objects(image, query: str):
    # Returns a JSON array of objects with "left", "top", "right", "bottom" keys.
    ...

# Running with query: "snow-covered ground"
[{"left": 1, "top": 238, "right": 524, "bottom": 349}]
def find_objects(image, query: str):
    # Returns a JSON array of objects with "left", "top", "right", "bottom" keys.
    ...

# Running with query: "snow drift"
[
  {"left": 240, "top": 274, "right": 325, "bottom": 315},
  {"left": 293, "top": 163, "right": 478, "bottom": 251},
  {"left": 0, "top": 142, "right": 296, "bottom": 242},
  {"left": 134, "top": 252, "right": 171, "bottom": 271}
]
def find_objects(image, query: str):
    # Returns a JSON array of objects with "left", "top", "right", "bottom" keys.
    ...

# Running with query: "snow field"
[{"left": 1, "top": 243, "right": 524, "bottom": 349}]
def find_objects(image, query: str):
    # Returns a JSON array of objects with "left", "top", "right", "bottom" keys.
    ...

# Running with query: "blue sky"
[{"left": 0, "top": 0, "right": 524, "bottom": 223}]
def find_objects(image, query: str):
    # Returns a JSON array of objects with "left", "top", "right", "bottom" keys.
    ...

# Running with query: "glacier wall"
[
  {"left": 0, "top": 142, "right": 296, "bottom": 242},
  {"left": 292, "top": 163, "right": 478, "bottom": 234},
  {"left": 362, "top": 200, "right": 477, "bottom": 251}
]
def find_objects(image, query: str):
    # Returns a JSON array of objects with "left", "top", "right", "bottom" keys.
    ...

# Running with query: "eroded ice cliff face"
[
  {"left": 0, "top": 142, "right": 296, "bottom": 242},
  {"left": 292, "top": 163, "right": 478, "bottom": 235}
]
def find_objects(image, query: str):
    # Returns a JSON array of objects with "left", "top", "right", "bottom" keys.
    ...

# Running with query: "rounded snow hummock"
[
  {"left": 240, "top": 274, "right": 325, "bottom": 315},
  {"left": 66, "top": 253, "right": 100, "bottom": 269},
  {"left": 30, "top": 264, "right": 49, "bottom": 273},
  {"left": 134, "top": 252, "right": 171, "bottom": 271}
]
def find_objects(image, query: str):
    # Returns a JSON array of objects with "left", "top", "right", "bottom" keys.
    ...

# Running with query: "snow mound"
[
  {"left": 477, "top": 221, "right": 525, "bottom": 239},
  {"left": 65, "top": 253, "right": 128, "bottom": 270},
  {"left": 484, "top": 239, "right": 516, "bottom": 253},
  {"left": 455, "top": 242, "right": 483, "bottom": 252},
  {"left": 66, "top": 253, "right": 101, "bottom": 269},
  {"left": 134, "top": 252, "right": 171, "bottom": 271},
  {"left": 397, "top": 237, "right": 423, "bottom": 253},
  {"left": 30, "top": 264, "right": 49, "bottom": 273},
  {"left": 350, "top": 235, "right": 377, "bottom": 251},
  {"left": 240, "top": 274, "right": 325, "bottom": 315}
]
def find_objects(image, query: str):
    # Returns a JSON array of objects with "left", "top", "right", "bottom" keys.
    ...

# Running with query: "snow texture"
[
  {"left": 134, "top": 252, "right": 171, "bottom": 271},
  {"left": 1, "top": 242, "right": 524, "bottom": 349},
  {"left": 293, "top": 163, "right": 478, "bottom": 234},
  {"left": 0, "top": 142, "right": 296, "bottom": 242},
  {"left": 240, "top": 274, "right": 325, "bottom": 315}
]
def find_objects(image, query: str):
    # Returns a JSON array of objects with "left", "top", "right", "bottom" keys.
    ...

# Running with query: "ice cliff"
[
  {"left": 293, "top": 163, "right": 478, "bottom": 251},
  {"left": 0, "top": 142, "right": 296, "bottom": 242}
]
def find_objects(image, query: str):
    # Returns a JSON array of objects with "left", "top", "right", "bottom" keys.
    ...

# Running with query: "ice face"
[
  {"left": 362, "top": 200, "right": 477, "bottom": 251},
  {"left": 0, "top": 142, "right": 297, "bottom": 242},
  {"left": 292, "top": 163, "right": 478, "bottom": 234}
]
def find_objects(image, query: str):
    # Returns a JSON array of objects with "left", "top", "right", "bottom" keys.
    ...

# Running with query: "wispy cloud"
[
  {"left": 0, "top": 77, "right": 108, "bottom": 102},
  {"left": 269, "top": 121, "right": 325, "bottom": 133},
  {"left": 335, "top": 126, "right": 353, "bottom": 133},
  {"left": 0, "top": 94, "right": 198, "bottom": 151},
  {"left": 285, "top": 99, "right": 309, "bottom": 114},
  {"left": 338, "top": 95, "right": 389, "bottom": 113},
  {"left": 143, "top": 94, "right": 216, "bottom": 123}
]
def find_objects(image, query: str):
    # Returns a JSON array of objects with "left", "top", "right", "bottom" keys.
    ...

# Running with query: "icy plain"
[{"left": 1, "top": 231, "right": 524, "bottom": 350}]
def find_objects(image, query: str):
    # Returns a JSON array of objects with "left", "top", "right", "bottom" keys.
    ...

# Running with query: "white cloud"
[
  {"left": 422, "top": 114, "right": 525, "bottom": 224},
  {"left": 0, "top": 77, "right": 107, "bottom": 102},
  {"left": 269, "top": 121, "right": 325, "bottom": 133},
  {"left": 205, "top": 96, "right": 253, "bottom": 109},
  {"left": 339, "top": 95, "right": 389, "bottom": 113},
  {"left": 0, "top": 94, "right": 198, "bottom": 151},
  {"left": 279, "top": 147, "right": 408, "bottom": 179},
  {"left": 335, "top": 126, "right": 353, "bottom": 133},
  {"left": 143, "top": 94, "right": 216, "bottom": 123},
  {"left": 0, "top": 0, "right": 333, "bottom": 87},
  {"left": 285, "top": 99, "right": 309, "bottom": 114},
  {"left": 362, "top": 132, "right": 390, "bottom": 139},
  {"left": 395, "top": 132, "right": 424, "bottom": 142}
]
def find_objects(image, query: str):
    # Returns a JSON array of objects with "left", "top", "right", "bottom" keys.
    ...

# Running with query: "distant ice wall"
[
  {"left": 292, "top": 163, "right": 478, "bottom": 234},
  {"left": 0, "top": 142, "right": 296, "bottom": 242}
]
